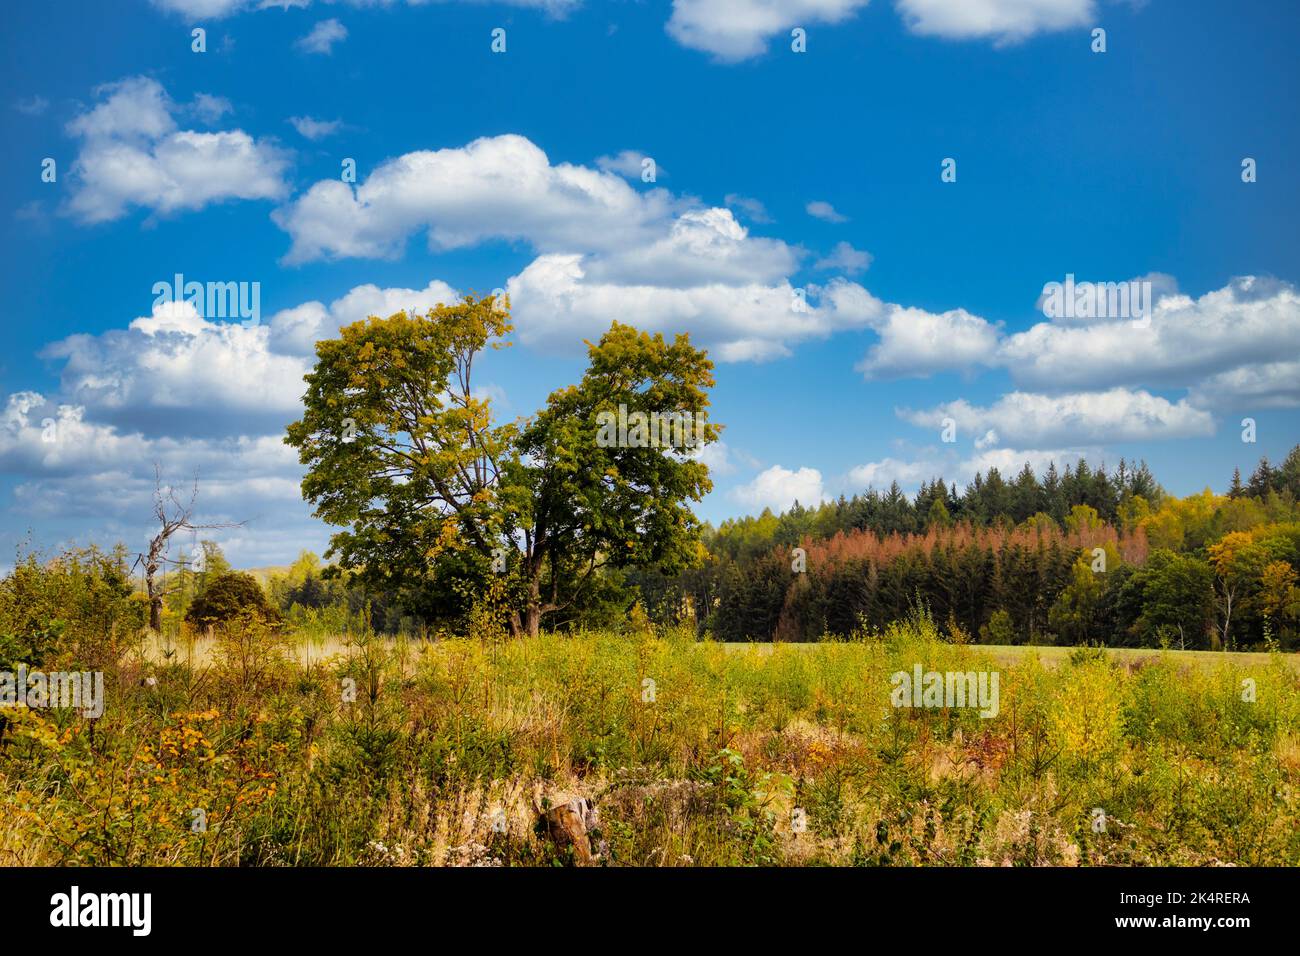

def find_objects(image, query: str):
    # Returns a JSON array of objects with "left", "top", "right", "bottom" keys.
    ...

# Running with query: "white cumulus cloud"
[
  {"left": 898, "top": 389, "right": 1216, "bottom": 446},
  {"left": 855, "top": 304, "right": 1003, "bottom": 379},
  {"left": 273, "top": 133, "right": 675, "bottom": 263},
  {"left": 667, "top": 0, "right": 872, "bottom": 61},
  {"left": 847, "top": 456, "right": 940, "bottom": 491},
  {"left": 895, "top": 0, "right": 1095, "bottom": 44},
  {"left": 731, "top": 465, "right": 827, "bottom": 513},
  {"left": 64, "top": 76, "right": 290, "bottom": 224},
  {"left": 1000, "top": 276, "right": 1300, "bottom": 404},
  {"left": 276, "top": 134, "right": 887, "bottom": 362}
]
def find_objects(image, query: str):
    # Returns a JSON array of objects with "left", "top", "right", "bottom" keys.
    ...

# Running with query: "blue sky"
[{"left": 1, "top": 0, "right": 1298, "bottom": 567}]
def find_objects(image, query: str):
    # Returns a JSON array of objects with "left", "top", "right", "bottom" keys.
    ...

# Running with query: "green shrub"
[
  {"left": 0, "top": 545, "right": 144, "bottom": 670},
  {"left": 185, "top": 572, "right": 282, "bottom": 629}
]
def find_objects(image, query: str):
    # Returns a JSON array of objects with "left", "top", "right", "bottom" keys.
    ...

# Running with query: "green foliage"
[
  {"left": 0, "top": 544, "right": 144, "bottom": 671},
  {"left": 1048, "top": 544, "right": 1119, "bottom": 645},
  {"left": 980, "top": 609, "right": 1015, "bottom": 645},
  {"left": 285, "top": 295, "right": 518, "bottom": 625},
  {"left": 162, "top": 540, "right": 233, "bottom": 621},
  {"left": 1128, "top": 550, "right": 1216, "bottom": 650},
  {"left": 185, "top": 572, "right": 282, "bottom": 629},
  {"left": 287, "top": 297, "right": 720, "bottom": 636}
]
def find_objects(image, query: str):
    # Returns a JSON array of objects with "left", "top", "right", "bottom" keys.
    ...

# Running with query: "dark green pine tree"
[
  {"left": 1228, "top": 466, "right": 1245, "bottom": 499},
  {"left": 914, "top": 479, "right": 936, "bottom": 527},
  {"left": 1071, "top": 459, "right": 1093, "bottom": 509},
  {"left": 943, "top": 478, "right": 963, "bottom": 523},
  {"left": 1089, "top": 462, "right": 1114, "bottom": 520},
  {"left": 1277, "top": 445, "right": 1300, "bottom": 499},
  {"left": 982, "top": 467, "right": 1012, "bottom": 521},
  {"left": 1129, "top": 460, "right": 1160, "bottom": 504},
  {"left": 1247, "top": 456, "right": 1278, "bottom": 498},
  {"left": 1042, "top": 461, "right": 1066, "bottom": 525},
  {"left": 963, "top": 472, "right": 987, "bottom": 525},
  {"left": 881, "top": 481, "right": 917, "bottom": 535},
  {"left": 1010, "top": 463, "right": 1043, "bottom": 523}
]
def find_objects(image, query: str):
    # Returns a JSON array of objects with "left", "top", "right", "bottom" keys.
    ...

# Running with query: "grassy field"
[
  {"left": 3, "top": 617, "right": 1298, "bottom": 866},
  {"left": 722, "top": 641, "right": 1300, "bottom": 671},
  {"left": 145, "top": 630, "right": 1300, "bottom": 671}
]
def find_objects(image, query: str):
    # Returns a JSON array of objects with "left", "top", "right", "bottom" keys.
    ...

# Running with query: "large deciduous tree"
[{"left": 285, "top": 295, "right": 718, "bottom": 637}]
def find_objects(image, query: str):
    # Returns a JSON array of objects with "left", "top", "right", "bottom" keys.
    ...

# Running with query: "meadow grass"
[
  {"left": 3, "top": 616, "right": 1298, "bottom": 867},
  {"left": 721, "top": 641, "right": 1300, "bottom": 671},
  {"left": 144, "top": 629, "right": 1299, "bottom": 671}
]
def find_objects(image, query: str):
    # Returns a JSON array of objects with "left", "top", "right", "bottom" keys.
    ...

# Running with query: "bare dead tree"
[{"left": 135, "top": 465, "right": 242, "bottom": 632}]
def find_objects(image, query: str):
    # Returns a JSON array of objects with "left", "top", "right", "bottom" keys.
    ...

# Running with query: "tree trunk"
[
  {"left": 523, "top": 555, "right": 545, "bottom": 637},
  {"left": 539, "top": 794, "right": 600, "bottom": 866},
  {"left": 145, "top": 540, "right": 164, "bottom": 633},
  {"left": 147, "top": 556, "right": 163, "bottom": 632},
  {"left": 1219, "top": 585, "right": 1234, "bottom": 649}
]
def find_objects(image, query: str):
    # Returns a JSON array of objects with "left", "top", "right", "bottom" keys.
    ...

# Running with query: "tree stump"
[{"left": 540, "top": 794, "right": 600, "bottom": 866}]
